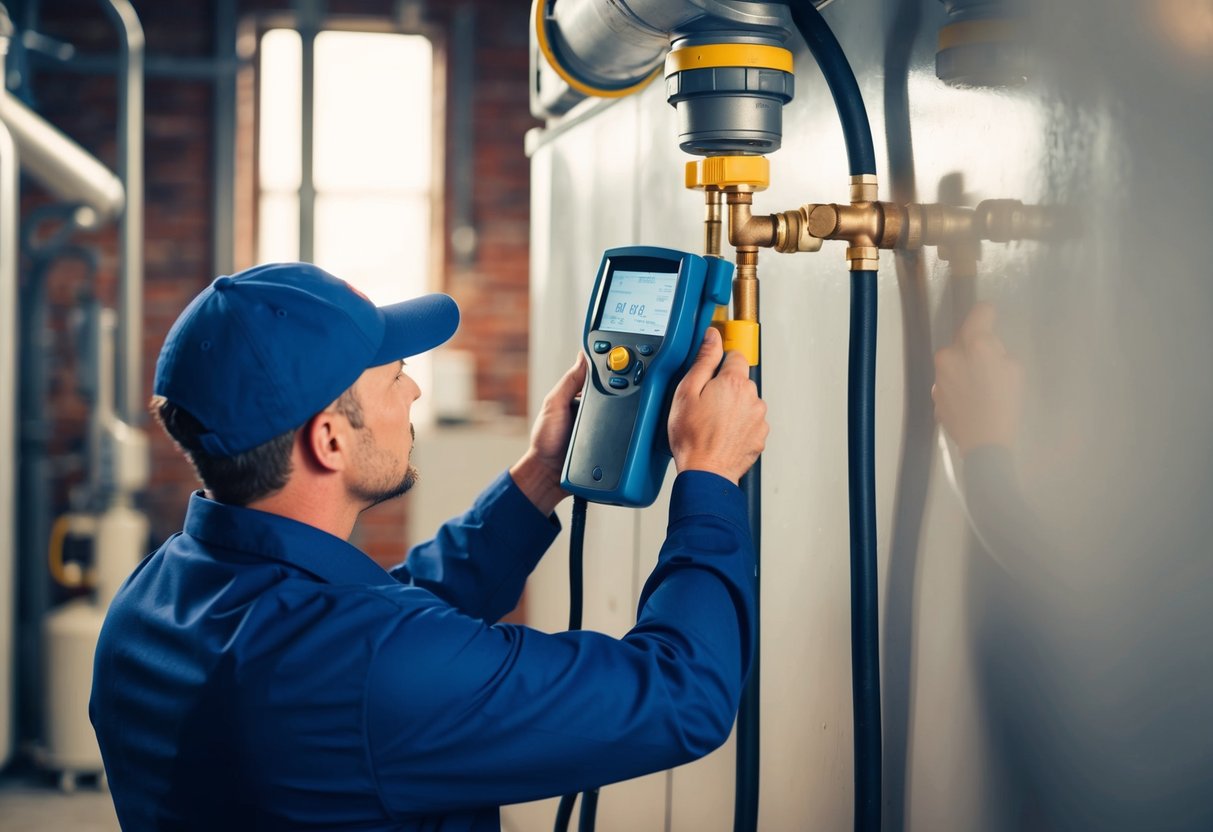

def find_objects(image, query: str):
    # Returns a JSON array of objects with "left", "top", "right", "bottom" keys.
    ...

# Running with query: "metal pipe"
[
  {"left": 102, "top": 0, "right": 145, "bottom": 425},
  {"left": 28, "top": 52, "right": 237, "bottom": 81},
  {"left": 0, "top": 105, "right": 18, "bottom": 770},
  {"left": 299, "top": 0, "right": 321, "bottom": 263},
  {"left": 0, "top": 90, "right": 124, "bottom": 229},
  {"left": 536, "top": 0, "right": 795, "bottom": 96},
  {"left": 212, "top": 0, "right": 238, "bottom": 278}
]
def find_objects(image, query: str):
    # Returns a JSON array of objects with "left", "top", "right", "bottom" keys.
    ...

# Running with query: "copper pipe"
[{"left": 734, "top": 247, "right": 760, "bottom": 323}]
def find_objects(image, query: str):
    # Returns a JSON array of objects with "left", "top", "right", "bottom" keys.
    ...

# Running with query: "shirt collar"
[{"left": 182, "top": 491, "right": 394, "bottom": 586}]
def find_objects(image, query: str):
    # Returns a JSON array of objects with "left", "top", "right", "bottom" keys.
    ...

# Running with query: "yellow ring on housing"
[
  {"left": 665, "top": 43, "right": 794, "bottom": 78},
  {"left": 533, "top": 0, "right": 662, "bottom": 99}
]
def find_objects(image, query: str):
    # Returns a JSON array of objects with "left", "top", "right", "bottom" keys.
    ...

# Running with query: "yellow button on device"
[{"left": 607, "top": 346, "right": 631, "bottom": 372}]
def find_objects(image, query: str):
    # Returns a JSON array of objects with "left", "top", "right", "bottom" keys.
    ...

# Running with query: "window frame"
[{"left": 235, "top": 12, "right": 448, "bottom": 299}]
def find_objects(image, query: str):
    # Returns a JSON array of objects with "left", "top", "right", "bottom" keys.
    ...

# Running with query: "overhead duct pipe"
[
  {"left": 101, "top": 0, "right": 144, "bottom": 426},
  {"left": 0, "top": 90, "right": 124, "bottom": 229},
  {"left": 532, "top": 0, "right": 804, "bottom": 153}
]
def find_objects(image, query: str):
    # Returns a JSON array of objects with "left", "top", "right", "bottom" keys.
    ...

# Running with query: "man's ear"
[{"left": 302, "top": 409, "right": 351, "bottom": 473}]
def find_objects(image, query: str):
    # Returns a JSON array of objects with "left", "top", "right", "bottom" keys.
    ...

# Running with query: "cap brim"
[{"left": 373, "top": 293, "right": 460, "bottom": 365}]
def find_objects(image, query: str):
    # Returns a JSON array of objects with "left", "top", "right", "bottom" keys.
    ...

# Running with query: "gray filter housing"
[{"left": 666, "top": 60, "right": 794, "bottom": 155}]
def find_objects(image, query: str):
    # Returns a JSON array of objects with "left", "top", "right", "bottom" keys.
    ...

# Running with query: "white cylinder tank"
[
  {"left": 42, "top": 503, "right": 148, "bottom": 791},
  {"left": 42, "top": 599, "right": 106, "bottom": 791}
]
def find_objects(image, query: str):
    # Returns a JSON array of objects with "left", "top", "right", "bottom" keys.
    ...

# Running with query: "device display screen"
[{"left": 598, "top": 268, "right": 678, "bottom": 336}]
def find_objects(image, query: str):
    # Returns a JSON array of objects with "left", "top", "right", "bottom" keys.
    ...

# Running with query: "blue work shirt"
[{"left": 91, "top": 470, "right": 755, "bottom": 831}]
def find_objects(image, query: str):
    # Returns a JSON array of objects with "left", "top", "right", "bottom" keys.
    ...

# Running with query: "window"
[{"left": 256, "top": 26, "right": 441, "bottom": 422}]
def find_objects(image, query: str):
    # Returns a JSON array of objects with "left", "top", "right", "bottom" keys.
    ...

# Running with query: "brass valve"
[{"left": 802, "top": 198, "right": 1063, "bottom": 260}]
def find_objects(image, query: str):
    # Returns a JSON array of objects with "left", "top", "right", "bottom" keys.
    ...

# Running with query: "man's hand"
[
  {"left": 668, "top": 327, "right": 768, "bottom": 485},
  {"left": 510, "top": 352, "right": 587, "bottom": 515},
  {"left": 933, "top": 303, "right": 1025, "bottom": 455}
]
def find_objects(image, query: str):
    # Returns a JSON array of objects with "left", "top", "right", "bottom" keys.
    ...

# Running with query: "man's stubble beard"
[{"left": 355, "top": 424, "right": 419, "bottom": 509}]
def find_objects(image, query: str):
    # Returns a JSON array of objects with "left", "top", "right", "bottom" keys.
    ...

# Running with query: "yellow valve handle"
[{"left": 686, "top": 156, "right": 771, "bottom": 191}]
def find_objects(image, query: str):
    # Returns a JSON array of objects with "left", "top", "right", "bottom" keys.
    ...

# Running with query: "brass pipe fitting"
[
  {"left": 726, "top": 192, "right": 778, "bottom": 249},
  {"left": 850, "top": 174, "right": 879, "bottom": 203},
  {"left": 733, "top": 247, "right": 760, "bottom": 323},
  {"left": 772, "top": 206, "right": 824, "bottom": 253},
  {"left": 973, "top": 199, "right": 1061, "bottom": 243},
  {"left": 899, "top": 199, "right": 1062, "bottom": 250},
  {"left": 804, "top": 200, "right": 896, "bottom": 270}
]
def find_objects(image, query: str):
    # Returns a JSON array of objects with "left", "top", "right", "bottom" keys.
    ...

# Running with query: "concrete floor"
[{"left": 0, "top": 772, "right": 120, "bottom": 832}]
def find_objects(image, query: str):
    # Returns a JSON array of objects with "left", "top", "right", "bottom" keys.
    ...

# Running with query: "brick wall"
[{"left": 19, "top": 0, "right": 536, "bottom": 568}]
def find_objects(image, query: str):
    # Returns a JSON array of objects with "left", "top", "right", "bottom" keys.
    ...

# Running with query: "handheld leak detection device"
[{"left": 561, "top": 246, "right": 733, "bottom": 508}]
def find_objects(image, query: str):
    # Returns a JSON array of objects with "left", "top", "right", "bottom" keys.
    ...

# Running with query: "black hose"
[
  {"left": 554, "top": 496, "right": 590, "bottom": 832},
  {"left": 578, "top": 787, "right": 599, "bottom": 832},
  {"left": 848, "top": 270, "right": 881, "bottom": 832},
  {"left": 785, "top": 0, "right": 877, "bottom": 176},
  {"left": 567, "top": 495, "right": 587, "bottom": 631},
  {"left": 786, "top": 5, "right": 882, "bottom": 830},
  {"left": 734, "top": 366, "right": 762, "bottom": 832},
  {"left": 553, "top": 794, "right": 577, "bottom": 832}
]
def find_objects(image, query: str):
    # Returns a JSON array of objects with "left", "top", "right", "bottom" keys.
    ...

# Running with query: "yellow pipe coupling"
[{"left": 712, "top": 319, "right": 760, "bottom": 367}]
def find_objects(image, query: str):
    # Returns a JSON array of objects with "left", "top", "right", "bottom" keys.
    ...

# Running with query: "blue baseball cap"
[{"left": 154, "top": 262, "right": 459, "bottom": 457}]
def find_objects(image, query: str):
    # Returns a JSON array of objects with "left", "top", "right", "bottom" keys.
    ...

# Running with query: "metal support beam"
[
  {"left": 212, "top": 0, "right": 238, "bottom": 277},
  {"left": 102, "top": 0, "right": 145, "bottom": 425}
]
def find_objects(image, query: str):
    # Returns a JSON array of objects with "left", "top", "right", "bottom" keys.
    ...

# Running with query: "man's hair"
[{"left": 151, "top": 387, "right": 365, "bottom": 506}]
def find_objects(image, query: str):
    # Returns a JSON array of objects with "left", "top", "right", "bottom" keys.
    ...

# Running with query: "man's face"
[{"left": 348, "top": 360, "right": 421, "bottom": 508}]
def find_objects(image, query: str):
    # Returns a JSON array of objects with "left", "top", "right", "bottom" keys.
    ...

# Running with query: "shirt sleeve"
[
  {"left": 365, "top": 470, "right": 756, "bottom": 818},
  {"left": 390, "top": 470, "right": 560, "bottom": 623}
]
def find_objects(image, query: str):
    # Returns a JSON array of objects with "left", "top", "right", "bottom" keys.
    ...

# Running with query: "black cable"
[
  {"left": 578, "top": 787, "right": 599, "bottom": 832},
  {"left": 553, "top": 496, "right": 590, "bottom": 832},
  {"left": 785, "top": 0, "right": 878, "bottom": 176},
  {"left": 733, "top": 365, "right": 762, "bottom": 832},
  {"left": 553, "top": 794, "right": 577, "bottom": 832},
  {"left": 567, "top": 495, "right": 587, "bottom": 630},
  {"left": 786, "top": 5, "right": 882, "bottom": 830},
  {"left": 848, "top": 271, "right": 882, "bottom": 832}
]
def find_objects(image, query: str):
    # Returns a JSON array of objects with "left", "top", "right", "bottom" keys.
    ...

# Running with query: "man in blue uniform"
[{"left": 90, "top": 262, "right": 767, "bottom": 830}]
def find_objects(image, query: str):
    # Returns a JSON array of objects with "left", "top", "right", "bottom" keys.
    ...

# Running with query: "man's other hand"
[{"left": 510, "top": 353, "right": 587, "bottom": 514}]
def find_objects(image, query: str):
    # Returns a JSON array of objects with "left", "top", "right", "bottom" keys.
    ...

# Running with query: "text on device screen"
[{"left": 599, "top": 269, "right": 677, "bottom": 336}]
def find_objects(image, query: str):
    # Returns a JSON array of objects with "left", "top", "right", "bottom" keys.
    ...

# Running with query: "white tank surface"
[{"left": 42, "top": 599, "right": 107, "bottom": 793}]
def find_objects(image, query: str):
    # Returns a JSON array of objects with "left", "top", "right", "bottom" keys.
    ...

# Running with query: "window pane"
[
  {"left": 257, "top": 192, "right": 300, "bottom": 264},
  {"left": 313, "top": 31, "right": 432, "bottom": 192},
  {"left": 259, "top": 29, "right": 302, "bottom": 191},
  {"left": 313, "top": 193, "right": 430, "bottom": 306}
]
